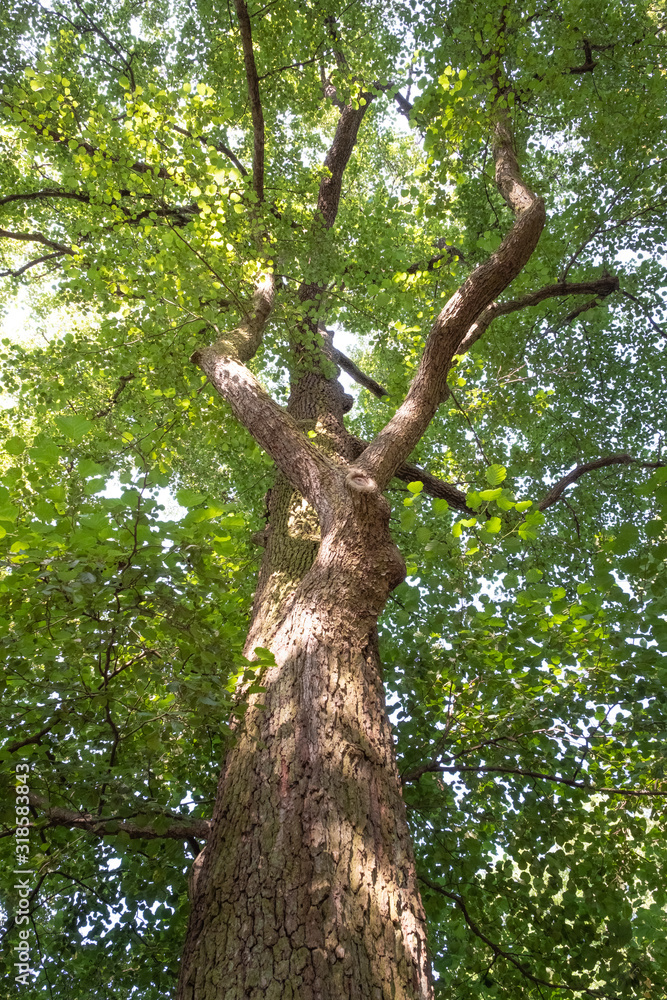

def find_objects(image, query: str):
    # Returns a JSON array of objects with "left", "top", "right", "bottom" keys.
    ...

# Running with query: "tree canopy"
[{"left": 1, "top": 0, "right": 667, "bottom": 997}]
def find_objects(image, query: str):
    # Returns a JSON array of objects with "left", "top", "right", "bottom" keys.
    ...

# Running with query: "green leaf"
[
  {"left": 29, "top": 440, "right": 61, "bottom": 465},
  {"left": 175, "top": 489, "right": 207, "bottom": 507},
  {"left": 54, "top": 415, "right": 94, "bottom": 442},
  {"left": 5, "top": 436, "right": 26, "bottom": 455},
  {"left": 485, "top": 464, "right": 507, "bottom": 486}
]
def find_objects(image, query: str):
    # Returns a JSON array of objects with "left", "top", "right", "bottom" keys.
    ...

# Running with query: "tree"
[{"left": 1, "top": 0, "right": 667, "bottom": 997}]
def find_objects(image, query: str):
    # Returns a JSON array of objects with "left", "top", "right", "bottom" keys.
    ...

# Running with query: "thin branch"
[
  {"left": 0, "top": 250, "right": 68, "bottom": 277},
  {"left": 406, "top": 242, "right": 464, "bottom": 274},
  {"left": 257, "top": 49, "right": 323, "bottom": 81},
  {"left": 419, "top": 876, "right": 610, "bottom": 998},
  {"left": 448, "top": 387, "right": 491, "bottom": 466},
  {"left": 94, "top": 374, "right": 135, "bottom": 418},
  {"left": 71, "top": 0, "right": 137, "bottom": 91},
  {"left": 0, "top": 187, "right": 198, "bottom": 229},
  {"left": 6, "top": 722, "right": 55, "bottom": 754},
  {"left": 622, "top": 289, "right": 666, "bottom": 338},
  {"left": 560, "top": 201, "right": 665, "bottom": 281},
  {"left": 404, "top": 763, "right": 667, "bottom": 798},
  {"left": 457, "top": 276, "right": 619, "bottom": 356},
  {"left": 234, "top": 0, "right": 265, "bottom": 201},
  {"left": 26, "top": 792, "right": 211, "bottom": 841},
  {"left": 0, "top": 189, "right": 92, "bottom": 207},
  {"left": 538, "top": 454, "right": 664, "bottom": 511},
  {"left": 5, "top": 110, "right": 173, "bottom": 181},
  {"left": 169, "top": 124, "right": 248, "bottom": 177},
  {"left": 0, "top": 227, "right": 74, "bottom": 255}
]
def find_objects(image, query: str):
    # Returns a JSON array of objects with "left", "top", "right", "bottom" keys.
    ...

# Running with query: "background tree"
[{"left": 1, "top": 1, "right": 667, "bottom": 997}]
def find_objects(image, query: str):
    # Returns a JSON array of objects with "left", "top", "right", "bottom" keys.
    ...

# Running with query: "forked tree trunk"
[
  {"left": 177, "top": 474, "right": 434, "bottom": 1000},
  {"left": 177, "top": 77, "right": 544, "bottom": 997}
]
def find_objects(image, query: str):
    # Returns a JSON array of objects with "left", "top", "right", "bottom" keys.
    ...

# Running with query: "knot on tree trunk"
[{"left": 345, "top": 467, "right": 377, "bottom": 493}]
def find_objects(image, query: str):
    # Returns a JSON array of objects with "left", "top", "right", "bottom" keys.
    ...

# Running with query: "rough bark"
[{"left": 177, "top": 486, "right": 433, "bottom": 1000}]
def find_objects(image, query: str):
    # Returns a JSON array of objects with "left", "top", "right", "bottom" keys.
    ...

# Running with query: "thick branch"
[
  {"left": 191, "top": 267, "right": 342, "bottom": 511},
  {"left": 394, "top": 462, "right": 470, "bottom": 511},
  {"left": 317, "top": 92, "right": 372, "bottom": 228},
  {"left": 570, "top": 39, "right": 598, "bottom": 74},
  {"left": 216, "top": 272, "right": 276, "bottom": 362},
  {"left": 192, "top": 349, "right": 340, "bottom": 517},
  {"left": 234, "top": 0, "right": 265, "bottom": 201},
  {"left": 538, "top": 454, "right": 663, "bottom": 510},
  {"left": 355, "top": 225, "right": 545, "bottom": 491},
  {"left": 27, "top": 793, "right": 211, "bottom": 841},
  {"left": 347, "top": 435, "right": 470, "bottom": 512},
  {"left": 288, "top": 92, "right": 374, "bottom": 392},
  {"left": 493, "top": 115, "right": 538, "bottom": 214},
  {"left": 331, "top": 347, "right": 387, "bottom": 397},
  {"left": 6, "top": 723, "right": 56, "bottom": 754},
  {"left": 495, "top": 276, "right": 619, "bottom": 315},
  {"left": 393, "top": 90, "right": 414, "bottom": 119},
  {"left": 319, "top": 330, "right": 388, "bottom": 398},
  {"left": 352, "top": 115, "right": 544, "bottom": 492}
]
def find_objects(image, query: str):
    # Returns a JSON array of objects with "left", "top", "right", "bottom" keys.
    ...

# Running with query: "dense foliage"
[{"left": 1, "top": 0, "right": 667, "bottom": 997}]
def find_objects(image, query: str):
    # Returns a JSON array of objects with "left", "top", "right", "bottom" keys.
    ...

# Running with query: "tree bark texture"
[
  {"left": 178, "top": 88, "right": 545, "bottom": 1000},
  {"left": 177, "top": 484, "right": 433, "bottom": 1000}
]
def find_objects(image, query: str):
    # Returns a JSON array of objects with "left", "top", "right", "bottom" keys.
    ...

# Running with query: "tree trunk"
[{"left": 177, "top": 471, "right": 434, "bottom": 999}]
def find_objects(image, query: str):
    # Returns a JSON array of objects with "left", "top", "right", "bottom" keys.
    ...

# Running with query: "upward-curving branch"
[
  {"left": 353, "top": 114, "right": 546, "bottom": 492},
  {"left": 538, "top": 454, "right": 664, "bottom": 510}
]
